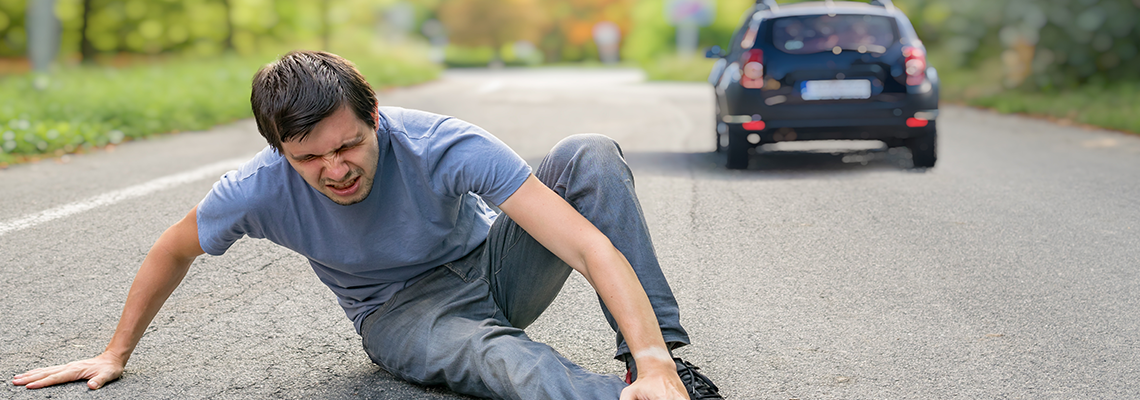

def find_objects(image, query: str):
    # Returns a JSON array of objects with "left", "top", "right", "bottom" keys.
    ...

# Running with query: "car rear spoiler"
[
  {"left": 757, "top": 0, "right": 895, "bottom": 12},
  {"left": 871, "top": 0, "right": 896, "bottom": 10},
  {"left": 817, "top": 0, "right": 896, "bottom": 10},
  {"left": 754, "top": 0, "right": 779, "bottom": 11}
]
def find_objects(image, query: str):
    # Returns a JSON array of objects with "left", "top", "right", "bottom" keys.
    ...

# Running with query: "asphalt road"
[{"left": 2, "top": 68, "right": 1138, "bottom": 399}]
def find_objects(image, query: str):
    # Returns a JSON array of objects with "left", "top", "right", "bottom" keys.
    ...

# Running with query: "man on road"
[{"left": 13, "top": 51, "right": 723, "bottom": 400}]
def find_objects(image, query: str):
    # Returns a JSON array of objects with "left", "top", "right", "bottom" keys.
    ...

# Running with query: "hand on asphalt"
[
  {"left": 619, "top": 367, "right": 689, "bottom": 400},
  {"left": 12, "top": 352, "right": 125, "bottom": 390}
]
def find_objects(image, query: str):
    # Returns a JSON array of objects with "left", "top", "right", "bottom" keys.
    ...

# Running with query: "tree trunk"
[
  {"left": 220, "top": 0, "right": 234, "bottom": 51},
  {"left": 78, "top": 0, "right": 95, "bottom": 64}
]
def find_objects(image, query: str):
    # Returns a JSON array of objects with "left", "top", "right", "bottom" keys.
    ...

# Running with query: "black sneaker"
[{"left": 674, "top": 358, "right": 723, "bottom": 399}]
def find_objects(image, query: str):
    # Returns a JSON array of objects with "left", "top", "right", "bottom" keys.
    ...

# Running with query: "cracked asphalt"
[{"left": 3, "top": 68, "right": 1140, "bottom": 399}]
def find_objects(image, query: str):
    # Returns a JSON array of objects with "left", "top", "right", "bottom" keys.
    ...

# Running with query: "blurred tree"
[
  {"left": 77, "top": 0, "right": 94, "bottom": 63},
  {"left": 0, "top": 0, "right": 28, "bottom": 57},
  {"left": 220, "top": 0, "right": 234, "bottom": 51},
  {"left": 437, "top": 0, "right": 548, "bottom": 63},
  {"left": 0, "top": 0, "right": 413, "bottom": 64},
  {"left": 535, "top": 0, "right": 634, "bottom": 62},
  {"left": 624, "top": 0, "right": 750, "bottom": 63},
  {"left": 898, "top": 0, "right": 1140, "bottom": 89}
]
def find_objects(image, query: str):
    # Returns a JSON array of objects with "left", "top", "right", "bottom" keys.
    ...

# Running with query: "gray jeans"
[{"left": 360, "top": 134, "right": 689, "bottom": 400}]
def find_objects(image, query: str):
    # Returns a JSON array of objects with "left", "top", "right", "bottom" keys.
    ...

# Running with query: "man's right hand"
[{"left": 12, "top": 352, "right": 125, "bottom": 390}]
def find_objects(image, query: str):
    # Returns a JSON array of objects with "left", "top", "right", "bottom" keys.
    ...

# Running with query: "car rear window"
[{"left": 770, "top": 14, "right": 897, "bottom": 54}]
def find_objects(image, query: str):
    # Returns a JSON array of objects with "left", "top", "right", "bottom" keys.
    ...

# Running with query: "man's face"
[{"left": 281, "top": 106, "right": 379, "bottom": 206}]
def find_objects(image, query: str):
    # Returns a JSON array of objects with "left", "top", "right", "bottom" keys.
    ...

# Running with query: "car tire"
[
  {"left": 714, "top": 102, "right": 725, "bottom": 153},
  {"left": 906, "top": 124, "right": 937, "bottom": 168},
  {"left": 726, "top": 128, "right": 750, "bottom": 170}
]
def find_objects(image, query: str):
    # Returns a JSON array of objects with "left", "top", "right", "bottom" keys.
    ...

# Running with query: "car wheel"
[
  {"left": 906, "top": 124, "right": 937, "bottom": 168},
  {"left": 714, "top": 102, "right": 725, "bottom": 153},
  {"left": 726, "top": 127, "right": 749, "bottom": 170}
]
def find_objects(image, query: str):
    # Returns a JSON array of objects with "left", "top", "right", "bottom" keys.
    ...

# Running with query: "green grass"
[
  {"left": 935, "top": 58, "right": 1140, "bottom": 134},
  {"left": 0, "top": 49, "right": 440, "bottom": 166},
  {"left": 639, "top": 53, "right": 719, "bottom": 82}
]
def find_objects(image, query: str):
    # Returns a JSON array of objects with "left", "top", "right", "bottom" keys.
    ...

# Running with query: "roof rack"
[{"left": 755, "top": 0, "right": 779, "bottom": 11}]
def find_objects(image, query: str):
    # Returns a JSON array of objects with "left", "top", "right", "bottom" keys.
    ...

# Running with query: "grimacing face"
[{"left": 280, "top": 106, "right": 379, "bottom": 206}]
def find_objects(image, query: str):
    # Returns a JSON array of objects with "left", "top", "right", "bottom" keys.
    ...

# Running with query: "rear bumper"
[
  {"left": 718, "top": 85, "right": 939, "bottom": 143},
  {"left": 728, "top": 122, "right": 928, "bottom": 143}
]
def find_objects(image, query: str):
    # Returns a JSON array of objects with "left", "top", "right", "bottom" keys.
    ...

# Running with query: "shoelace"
[{"left": 676, "top": 360, "right": 722, "bottom": 399}]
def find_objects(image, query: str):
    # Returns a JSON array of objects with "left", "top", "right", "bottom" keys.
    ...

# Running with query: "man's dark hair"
[{"left": 251, "top": 50, "right": 378, "bottom": 153}]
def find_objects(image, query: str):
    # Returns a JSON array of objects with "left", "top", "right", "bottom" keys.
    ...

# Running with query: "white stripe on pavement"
[{"left": 0, "top": 157, "right": 249, "bottom": 237}]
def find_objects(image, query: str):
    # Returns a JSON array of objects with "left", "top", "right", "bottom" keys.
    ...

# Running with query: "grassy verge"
[
  {"left": 641, "top": 51, "right": 1140, "bottom": 135},
  {"left": 934, "top": 55, "right": 1140, "bottom": 134},
  {"left": 638, "top": 53, "right": 719, "bottom": 82},
  {"left": 0, "top": 48, "right": 440, "bottom": 167}
]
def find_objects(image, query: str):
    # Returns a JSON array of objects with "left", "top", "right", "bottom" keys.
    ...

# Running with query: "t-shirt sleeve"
[
  {"left": 196, "top": 170, "right": 260, "bottom": 256},
  {"left": 426, "top": 117, "right": 532, "bottom": 206}
]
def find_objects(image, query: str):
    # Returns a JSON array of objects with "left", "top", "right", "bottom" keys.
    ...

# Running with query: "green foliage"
[
  {"left": 0, "top": 0, "right": 409, "bottom": 60},
  {"left": 346, "top": 46, "right": 442, "bottom": 88},
  {"left": 966, "top": 83, "right": 1140, "bottom": 134},
  {"left": 623, "top": 0, "right": 672, "bottom": 63},
  {"left": 639, "top": 52, "right": 717, "bottom": 81},
  {"left": 0, "top": 0, "right": 26, "bottom": 56},
  {"left": 0, "top": 56, "right": 255, "bottom": 163},
  {"left": 624, "top": 0, "right": 753, "bottom": 63},
  {"left": 936, "top": 51, "right": 1140, "bottom": 135},
  {"left": 0, "top": 50, "right": 440, "bottom": 164},
  {"left": 897, "top": 0, "right": 1140, "bottom": 89}
]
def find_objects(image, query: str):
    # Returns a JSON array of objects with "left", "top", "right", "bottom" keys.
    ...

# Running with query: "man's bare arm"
[
  {"left": 13, "top": 206, "right": 205, "bottom": 390},
  {"left": 498, "top": 175, "right": 687, "bottom": 400}
]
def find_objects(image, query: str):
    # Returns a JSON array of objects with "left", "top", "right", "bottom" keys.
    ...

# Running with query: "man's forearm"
[
  {"left": 104, "top": 245, "right": 194, "bottom": 362},
  {"left": 104, "top": 208, "right": 203, "bottom": 364},
  {"left": 582, "top": 247, "right": 676, "bottom": 373}
]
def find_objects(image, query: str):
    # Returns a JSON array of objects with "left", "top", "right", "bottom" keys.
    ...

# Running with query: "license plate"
[{"left": 800, "top": 80, "right": 871, "bottom": 100}]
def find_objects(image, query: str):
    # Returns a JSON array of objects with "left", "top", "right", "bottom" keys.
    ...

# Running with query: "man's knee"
[
  {"left": 541, "top": 134, "right": 631, "bottom": 182},
  {"left": 549, "top": 133, "right": 624, "bottom": 165}
]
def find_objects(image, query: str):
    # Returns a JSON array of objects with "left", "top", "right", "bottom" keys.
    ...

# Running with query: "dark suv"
[{"left": 706, "top": 0, "right": 939, "bottom": 169}]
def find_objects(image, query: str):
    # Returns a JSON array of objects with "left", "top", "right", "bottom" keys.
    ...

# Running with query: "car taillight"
[
  {"left": 739, "top": 49, "right": 764, "bottom": 89},
  {"left": 906, "top": 117, "right": 928, "bottom": 127},
  {"left": 743, "top": 120, "right": 766, "bottom": 130},
  {"left": 903, "top": 46, "right": 926, "bottom": 86}
]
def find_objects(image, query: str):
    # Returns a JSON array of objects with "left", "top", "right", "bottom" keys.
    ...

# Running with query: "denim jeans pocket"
[
  {"left": 444, "top": 243, "right": 488, "bottom": 284},
  {"left": 444, "top": 259, "right": 485, "bottom": 283}
]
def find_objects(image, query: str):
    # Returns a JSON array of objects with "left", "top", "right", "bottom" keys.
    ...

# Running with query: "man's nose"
[{"left": 323, "top": 153, "right": 350, "bottom": 180}]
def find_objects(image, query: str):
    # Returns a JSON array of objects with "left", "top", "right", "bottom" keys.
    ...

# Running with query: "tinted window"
[{"left": 771, "top": 14, "right": 896, "bottom": 54}]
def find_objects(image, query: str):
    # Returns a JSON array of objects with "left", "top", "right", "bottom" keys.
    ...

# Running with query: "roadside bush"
[
  {"left": 639, "top": 53, "right": 717, "bottom": 82},
  {"left": 0, "top": 48, "right": 440, "bottom": 165},
  {"left": 0, "top": 56, "right": 254, "bottom": 162},
  {"left": 898, "top": 0, "right": 1140, "bottom": 90}
]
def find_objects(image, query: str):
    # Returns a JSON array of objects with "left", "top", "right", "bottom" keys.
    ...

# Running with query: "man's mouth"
[{"left": 326, "top": 175, "right": 360, "bottom": 197}]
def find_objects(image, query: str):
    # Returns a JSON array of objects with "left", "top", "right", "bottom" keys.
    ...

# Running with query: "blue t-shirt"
[{"left": 196, "top": 107, "right": 532, "bottom": 333}]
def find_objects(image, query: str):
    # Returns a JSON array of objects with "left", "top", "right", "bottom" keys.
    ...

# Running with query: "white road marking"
[
  {"left": 476, "top": 79, "right": 504, "bottom": 94},
  {"left": 0, "top": 156, "right": 249, "bottom": 237}
]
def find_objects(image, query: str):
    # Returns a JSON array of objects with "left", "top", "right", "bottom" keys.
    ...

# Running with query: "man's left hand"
[{"left": 618, "top": 357, "right": 688, "bottom": 400}]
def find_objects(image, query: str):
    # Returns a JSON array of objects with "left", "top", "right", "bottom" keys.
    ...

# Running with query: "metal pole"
[{"left": 27, "top": 0, "right": 60, "bottom": 73}]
